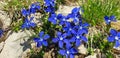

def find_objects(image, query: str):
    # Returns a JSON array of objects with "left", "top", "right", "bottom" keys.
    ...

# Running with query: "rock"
[
  {"left": 111, "top": 21, "right": 120, "bottom": 30},
  {"left": 78, "top": 44, "right": 88, "bottom": 55},
  {"left": 56, "top": 5, "right": 82, "bottom": 16},
  {"left": 0, "top": 1, "right": 11, "bottom": 30},
  {"left": 0, "top": 1, "right": 7, "bottom": 10},
  {"left": 0, "top": 10, "right": 12, "bottom": 30},
  {"left": 43, "top": 49, "right": 54, "bottom": 58},
  {"left": 0, "top": 42, "right": 4, "bottom": 52},
  {"left": 0, "top": 30, "right": 35, "bottom": 58},
  {"left": 85, "top": 53, "right": 97, "bottom": 58}
]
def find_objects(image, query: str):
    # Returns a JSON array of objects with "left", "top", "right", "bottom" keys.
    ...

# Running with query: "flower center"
[
  {"left": 67, "top": 51, "right": 70, "bottom": 54},
  {"left": 69, "top": 28, "right": 72, "bottom": 31},
  {"left": 108, "top": 20, "right": 111, "bottom": 22},
  {"left": 76, "top": 36, "right": 80, "bottom": 39},
  {"left": 79, "top": 26, "right": 82, "bottom": 29},
  {"left": 115, "top": 36, "right": 119, "bottom": 40},
  {"left": 60, "top": 37, "right": 63, "bottom": 40},
  {"left": 40, "top": 38, "right": 43, "bottom": 41},
  {"left": 55, "top": 18, "right": 57, "bottom": 20},
  {"left": 63, "top": 18, "right": 66, "bottom": 21}
]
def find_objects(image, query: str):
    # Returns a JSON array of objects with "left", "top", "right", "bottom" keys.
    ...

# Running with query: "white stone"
[
  {"left": 0, "top": 10, "right": 12, "bottom": 30},
  {"left": 0, "top": 30, "right": 34, "bottom": 58},
  {"left": 56, "top": 5, "right": 81, "bottom": 15},
  {"left": 85, "top": 53, "right": 97, "bottom": 58},
  {"left": 0, "top": 42, "right": 5, "bottom": 52},
  {"left": 78, "top": 44, "right": 88, "bottom": 55}
]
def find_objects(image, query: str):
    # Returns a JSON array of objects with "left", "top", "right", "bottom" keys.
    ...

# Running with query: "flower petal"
[
  {"left": 117, "top": 32, "right": 120, "bottom": 38},
  {"left": 114, "top": 40, "right": 120, "bottom": 48},
  {"left": 44, "top": 34, "right": 50, "bottom": 40},
  {"left": 75, "top": 39, "right": 81, "bottom": 47},
  {"left": 52, "top": 38, "right": 59, "bottom": 43},
  {"left": 70, "top": 54, "right": 74, "bottom": 58},
  {"left": 69, "top": 48, "right": 78, "bottom": 54},
  {"left": 64, "top": 39, "right": 71, "bottom": 49},
  {"left": 81, "top": 36, "right": 88, "bottom": 43},
  {"left": 110, "top": 15, "right": 116, "bottom": 21},
  {"left": 110, "top": 29, "right": 117, "bottom": 36},
  {"left": 33, "top": 38, "right": 39, "bottom": 42},
  {"left": 57, "top": 32, "right": 62, "bottom": 36},
  {"left": 72, "top": 7, "right": 80, "bottom": 14},
  {"left": 82, "top": 23, "right": 89, "bottom": 27},
  {"left": 42, "top": 40, "right": 48, "bottom": 46},
  {"left": 39, "top": 31, "right": 44, "bottom": 37},
  {"left": 37, "top": 41, "right": 42, "bottom": 47},
  {"left": 69, "top": 37, "right": 76, "bottom": 42},
  {"left": 59, "top": 50, "right": 66, "bottom": 55},
  {"left": 107, "top": 36, "right": 115, "bottom": 42},
  {"left": 59, "top": 41, "right": 63, "bottom": 48}
]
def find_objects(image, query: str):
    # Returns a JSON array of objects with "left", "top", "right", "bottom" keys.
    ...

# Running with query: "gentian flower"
[
  {"left": 48, "top": 13, "right": 58, "bottom": 24},
  {"left": 71, "top": 7, "right": 80, "bottom": 14},
  {"left": 107, "top": 29, "right": 120, "bottom": 47},
  {"left": 52, "top": 32, "right": 69, "bottom": 48},
  {"left": 0, "top": 29, "right": 3, "bottom": 38},
  {"left": 69, "top": 31, "right": 88, "bottom": 47},
  {"left": 44, "top": 0, "right": 55, "bottom": 13},
  {"left": 104, "top": 15, "right": 116, "bottom": 25},
  {"left": 34, "top": 31, "right": 50, "bottom": 47},
  {"left": 67, "top": 7, "right": 81, "bottom": 24},
  {"left": 63, "top": 22, "right": 76, "bottom": 35},
  {"left": 44, "top": 0, "right": 55, "bottom": 7},
  {"left": 21, "top": 8, "right": 30, "bottom": 17},
  {"left": 30, "top": 2, "right": 41, "bottom": 14},
  {"left": 21, "top": 2, "right": 41, "bottom": 17},
  {"left": 59, "top": 48, "right": 77, "bottom": 58},
  {"left": 21, "top": 17, "right": 36, "bottom": 29},
  {"left": 44, "top": 6, "right": 55, "bottom": 13},
  {"left": 74, "top": 22, "right": 89, "bottom": 34},
  {"left": 57, "top": 14, "right": 68, "bottom": 26}
]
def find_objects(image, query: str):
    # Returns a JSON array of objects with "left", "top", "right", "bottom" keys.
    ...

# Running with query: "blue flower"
[
  {"left": 21, "top": 8, "right": 30, "bottom": 17},
  {"left": 107, "top": 29, "right": 120, "bottom": 47},
  {"left": 69, "top": 31, "right": 88, "bottom": 47},
  {"left": 21, "top": 17, "right": 36, "bottom": 29},
  {"left": 0, "top": 29, "right": 3, "bottom": 38},
  {"left": 30, "top": 2, "right": 41, "bottom": 14},
  {"left": 104, "top": 15, "right": 116, "bottom": 25},
  {"left": 44, "top": 0, "right": 55, "bottom": 7},
  {"left": 34, "top": 31, "right": 50, "bottom": 47},
  {"left": 48, "top": 13, "right": 58, "bottom": 24},
  {"left": 63, "top": 22, "right": 76, "bottom": 35},
  {"left": 44, "top": 6, "right": 55, "bottom": 13},
  {"left": 57, "top": 14, "right": 69, "bottom": 26},
  {"left": 74, "top": 22, "right": 89, "bottom": 34},
  {"left": 59, "top": 48, "right": 77, "bottom": 58},
  {"left": 67, "top": 7, "right": 81, "bottom": 24},
  {"left": 21, "top": 2, "right": 41, "bottom": 17},
  {"left": 52, "top": 32, "right": 69, "bottom": 48},
  {"left": 72, "top": 7, "right": 80, "bottom": 14}
]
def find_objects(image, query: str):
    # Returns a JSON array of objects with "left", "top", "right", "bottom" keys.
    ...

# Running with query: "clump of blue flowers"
[
  {"left": 21, "top": 2, "right": 41, "bottom": 29},
  {"left": 107, "top": 29, "right": 120, "bottom": 48},
  {"left": 20, "top": 0, "right": 119, "bottom": 58},
  {"left": 50, "top": 6, "right": 89, "bottom": 58},
  {"left": 23, "top": 0, "right": 89, "bottom": 57},
  {"left": 104, "top": 15, "right": 116, "bottom": 25}
]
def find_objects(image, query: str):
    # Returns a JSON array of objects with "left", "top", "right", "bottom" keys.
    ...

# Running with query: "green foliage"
[
  {"left": 12, "top": 19, "right": 23, "bottom": 32},
  {"left": 88, "top": 32, "right": 114, "bottom": 57},
  {"left": 81, "top": 0, "right": 120, "bottom": 26},
  {"left": 4, "top": 0, "right": 43, "bottom": 11},
  {"left": 56, "top": 0, "right": 66, "bottom": 5}
]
